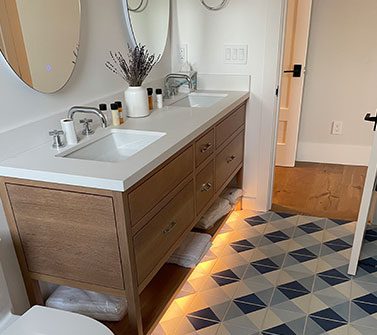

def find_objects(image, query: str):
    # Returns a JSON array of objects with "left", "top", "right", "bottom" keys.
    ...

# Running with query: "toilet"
[{"left": 0, "top": 251, "right": 114, "bottom": 334}]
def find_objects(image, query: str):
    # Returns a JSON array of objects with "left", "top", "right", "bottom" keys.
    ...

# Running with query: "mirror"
[
  {"left": 0, "top": 0, "right": 81, "bottom": 93},
  {"left": 124, "top": 0, "right": 170, "bottom": 58}
]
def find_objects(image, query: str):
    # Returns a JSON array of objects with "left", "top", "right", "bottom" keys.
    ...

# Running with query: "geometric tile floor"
[{"left": 152, "top": 210, "right": 377, "bottom": 335}]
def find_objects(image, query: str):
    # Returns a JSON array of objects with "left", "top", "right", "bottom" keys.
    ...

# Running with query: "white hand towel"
[
  {"left": 46, "top": 286, "right": 127, "bottom": 321},
  {"left": 168, "top": 232, "right": 212, "bottom": 268},
  {"left": 196, "top": 198, "right": 232, "bottom": 230},
  {"left": 221, "top": 188, "right": 243, "bottom": 205}
]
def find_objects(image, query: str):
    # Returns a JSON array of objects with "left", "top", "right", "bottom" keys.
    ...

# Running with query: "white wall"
[
  {"left": 172, "top": 0, "right": 284, "bottom": 210},
  {"left": 0, "top": 0, "right": 171, "bottom": 314},
  {"left": 297, "top": 0, "right": 377, "bottom": 165}
]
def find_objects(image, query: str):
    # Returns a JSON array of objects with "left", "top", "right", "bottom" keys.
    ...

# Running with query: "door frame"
[
  {"left": 253, "top": 0, "right": 287, "bottom": 211},
  {"left": 264, "top": 0, "right": 313, "bottom": 210}
]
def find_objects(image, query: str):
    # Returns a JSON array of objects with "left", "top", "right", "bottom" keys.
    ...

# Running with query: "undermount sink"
[
  {"left": 171, "top": 92, "right": 227, "bottom": 108},
  {"left": 61, "top": 129, "right": 166, "bottom": 163}
]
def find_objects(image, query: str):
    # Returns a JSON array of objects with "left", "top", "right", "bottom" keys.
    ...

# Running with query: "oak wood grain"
[
  {"left": 6, "top": 183, "right": 124, "bottom": 289},
  {"left": 0, "top": 178, "right": 44, "bottom": 305},
  {"left": 215, "top": 103, "right": 246, "bottom": 148},
  {"left": 215, "top": 131, "right": 245, "bottom": 191},
  {"left": 196, "top": 160, "right": 215, "bottom": 214},
  {"left": 195, "top": 129, "right": 215, "bottom": 167},
  {"left": 128, "top": 146, "right": 194, "bottom": 225},
  {"left": 112, "top": 192, "right": 143, "bottom": 334},
  {"left": 272, "top": 162, "right": 367, "bottom": 221},
  {"left": 134, "top": 181, "right": 195, "bottom": 286}
]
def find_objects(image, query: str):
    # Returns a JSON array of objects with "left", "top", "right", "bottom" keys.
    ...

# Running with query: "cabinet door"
[{"left": 6, "top": 184, "right": 124, "bottom": 289}]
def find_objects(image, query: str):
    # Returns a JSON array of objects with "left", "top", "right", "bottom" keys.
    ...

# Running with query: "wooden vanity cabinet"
[{"left": 0, "top": 101, "right": 247, "bottom": 335}]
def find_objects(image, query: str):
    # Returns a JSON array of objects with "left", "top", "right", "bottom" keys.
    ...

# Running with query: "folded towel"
[
  {"left": 168, "top": 232, "right": 212, "bottom": 268},
  {"left": 196, "top": 198, "right": 232, "bottom": 230},
  {"left": 169, "top": 241, "right": 212, "bottom": 268},
  {"left": 221, "top": 188, "right": 243, "bottom": 205},
  {"left": 46, "top": 286, "right": 127, "bottom": 321}
]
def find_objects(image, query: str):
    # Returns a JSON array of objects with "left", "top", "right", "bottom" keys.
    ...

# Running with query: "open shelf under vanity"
[{"left": 104, "top": 207, "right": 236, "bottom": 335}]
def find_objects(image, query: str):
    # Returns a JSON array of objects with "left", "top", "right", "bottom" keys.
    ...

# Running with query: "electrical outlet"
[
  {"left": 331, "top": 121, "right": 343, "bottom": 135},
  {"left": 179, "top": 44, "right": 188, "bottom": 63},
  {"left": 224, "top": 45, "right": 248, "bottom": 64}
]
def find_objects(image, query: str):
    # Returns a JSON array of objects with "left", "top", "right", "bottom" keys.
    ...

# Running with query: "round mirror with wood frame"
[{"left": 0, "top": 0, "right": 81, "bottom": 93}]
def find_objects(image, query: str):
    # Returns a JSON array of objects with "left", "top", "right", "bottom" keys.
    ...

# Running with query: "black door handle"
[
  {"left": 365, "top": 113, "right": 377, "bottom": 131},
  {"left": 284, "top": 64, "right": 302, "bottom": 78}
]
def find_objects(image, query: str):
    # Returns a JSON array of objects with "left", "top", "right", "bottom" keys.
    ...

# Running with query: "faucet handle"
[
  {"left": 80, "top": 118, "right": 94, "bottom": 136},
  {"left": 49, "top": 130, "right": 65, "bottom": 149}
]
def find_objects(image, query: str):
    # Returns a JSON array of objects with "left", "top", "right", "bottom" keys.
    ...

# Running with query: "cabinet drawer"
[
  {"left": 215, "top": 104, "right": 246, "bottom": 148},
  {"left": 196, "top": 161, "right": 215, "bottom": 215},
  {"left": 215, "top": 131, "right": 244, "bottom": 191},
  {"left": 128, "top": 146, "right": 193, "bottom": 225},
  {"left": 195, "top": 129, "right": 214, "bottom": 167},
  {"left": 134, "top": 181, "right": 195, "bottom": 285}
]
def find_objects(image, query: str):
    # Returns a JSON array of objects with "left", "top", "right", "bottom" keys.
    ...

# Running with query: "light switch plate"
[
  {"left": 224, "top": 45, "right": 248, "bottom": 64},
  {"left": 179, "top": 44, "right": 188, "bottom": 63}
]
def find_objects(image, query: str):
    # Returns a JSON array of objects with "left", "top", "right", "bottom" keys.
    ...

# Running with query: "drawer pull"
[
  {"left": 226, "top": 155, "right": 236, "bottom": 163},
  {"left": 201, "top": 182, "right": 213, "bottom": 192},
  {"left": 162, "top": 221, "right": 177, "bottom": 235},
  {"left": 200, "top": 143, "right": 212, "bottom": 153}
]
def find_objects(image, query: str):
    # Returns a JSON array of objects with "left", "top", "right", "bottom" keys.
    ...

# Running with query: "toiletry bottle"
[
  {"left": 156, "top": 89, "right": 163, "bottom": 109},
  {"left": 111, "top": 103, "right": 120, "bottom": 126},
  {"left": 99, "top": 103, "right": 110, "bottom": 125},
  {"left": 115, "top": 101, "right": 124, "bottom": 124},
  {"left": 147, "top": 88, "right": 154, "bottom": 111}
]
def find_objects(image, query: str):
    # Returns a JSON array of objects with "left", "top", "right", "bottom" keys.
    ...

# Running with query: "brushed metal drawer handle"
[
  {"left": 200, "top": 143, "right": 212, "bottom": 153},
  {"left": 201, "top": 182, "right": 213, "bottom": 192},
  {"left": 162, "top": 221, "right": 177, "bottom": 235},
  {"left": 226, "top": 155, "right": 236, "bottom": 163}
]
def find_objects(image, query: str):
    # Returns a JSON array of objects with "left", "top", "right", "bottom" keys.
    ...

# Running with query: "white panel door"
[
  {"left": 275, "top": 0, "right": 312, "bottom": 167},
  {"left": 349, "top": 113, "right": 377, "bottom": 275}
]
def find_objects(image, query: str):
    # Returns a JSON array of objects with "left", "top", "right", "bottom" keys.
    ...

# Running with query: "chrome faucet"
[
  {"left": 164, "top": 71, "right": 198, "bottom": 99},
  {"left": 67, "top": 106, "right": 108, "bottom": 129}
]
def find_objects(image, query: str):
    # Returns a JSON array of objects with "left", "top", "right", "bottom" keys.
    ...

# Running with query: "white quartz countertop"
[{"left": 0, "top": 90, "right": 249, "bottom": 191}]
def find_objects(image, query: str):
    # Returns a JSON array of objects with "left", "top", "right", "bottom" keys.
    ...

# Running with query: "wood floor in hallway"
[{"left": 272, "top": 162, "right": 367, "bottom": 221}]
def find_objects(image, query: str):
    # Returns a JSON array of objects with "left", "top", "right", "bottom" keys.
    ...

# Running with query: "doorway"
[{"left": 271, "top": 0, "right": 374, "bottom": 221}]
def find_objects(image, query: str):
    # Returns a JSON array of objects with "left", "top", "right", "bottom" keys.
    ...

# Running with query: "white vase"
[{"left": 124, "top": 86, "right": 149, "bottom": 118}]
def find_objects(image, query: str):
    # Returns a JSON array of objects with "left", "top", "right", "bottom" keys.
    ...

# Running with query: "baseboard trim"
[
  {"left": 297, "top": 142, "right": 371, "bottom": 166},
  {"left": 241, "top": 196, "right": 271, "bottom": 212}
]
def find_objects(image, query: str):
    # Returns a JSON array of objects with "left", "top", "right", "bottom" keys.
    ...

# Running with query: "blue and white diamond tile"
[
  {"left": 270, "top": 212, "right": 298, "bottom": 220},
  {"left": 261, "top": 230, "right": 291, "bottom": 244},
  {"left": 244, "top": 213, "right": 271, "bottom": 226},
  {"left": 152, "top": 211, "right": 377, "bottom": 334},
  {"left": 262, "top": 308, "right": 306, "bottom": 334},
  {"left": 365, "top": 228, "right": 377, "bottom": 242},
  {"left": 297, "top": 220, "right": 325, "bottom": 233},
  {"left": 326, "top": 218, "right": 353, "bottom": 228}
]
